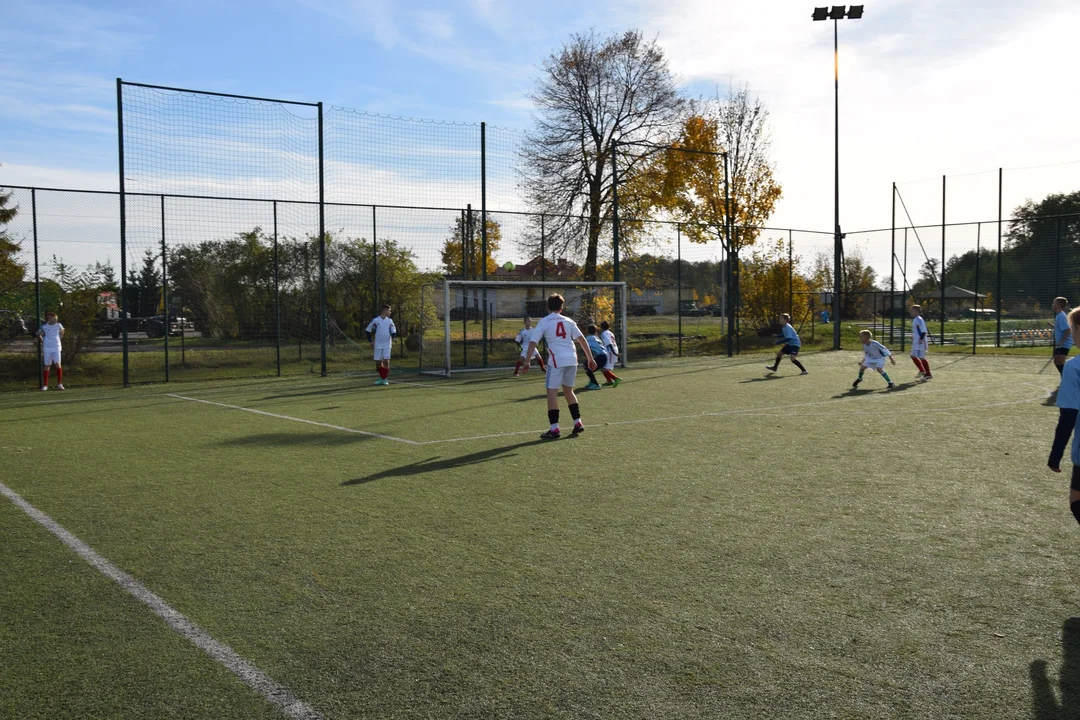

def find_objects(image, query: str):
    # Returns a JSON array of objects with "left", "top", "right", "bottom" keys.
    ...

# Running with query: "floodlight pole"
[
  {"left": 814, "top": 6, "right": 862, "bottom": 350},
  {"left": 832, "top": 17, "right": 842, "bottom": 351}
]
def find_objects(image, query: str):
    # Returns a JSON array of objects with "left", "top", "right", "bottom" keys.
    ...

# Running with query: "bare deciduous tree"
[{"left": 522, "top": 30, "right": 684, "bottom": 280}]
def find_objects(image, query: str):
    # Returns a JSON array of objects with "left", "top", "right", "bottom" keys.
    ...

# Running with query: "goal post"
[{"left": 420, "top": 280, "right": 628, "bottom": 377}]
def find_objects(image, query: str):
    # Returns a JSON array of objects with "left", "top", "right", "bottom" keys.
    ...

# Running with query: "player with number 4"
[{"left": 522, "top": 294, "right": 597, "bottom": 440}]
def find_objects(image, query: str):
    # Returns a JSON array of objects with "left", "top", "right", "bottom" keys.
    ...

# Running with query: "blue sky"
[{"left": 2, "top": 0, "right": 1079, "bottom": 272}]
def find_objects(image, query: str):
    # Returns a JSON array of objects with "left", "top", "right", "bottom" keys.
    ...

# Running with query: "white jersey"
[
  {"left": 529, "top": 312, "right": 582, "bottom": 368},
  {"left": 39, "top": 322, "right": 64, "bottom": 350},
  {"left": 601, "top": 329, "right": 619, "bottom": 357},
  {"left": 515, "top": 327, "right": 539, "bottom": 358},
  {"left": 911, "top": 316, "right": 928, "bottom": 348},
  {"left": 365, "top": 316, "right": 396, "bottom": 346},
  {"left": 862, "top": 340, "right": 891, "bottom": 362}
]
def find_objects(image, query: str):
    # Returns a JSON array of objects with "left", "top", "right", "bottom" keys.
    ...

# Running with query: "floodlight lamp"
[
  {"left": 829, "top": 6, "right": 846, "bottom": 19},
  {"left": 847, "top": 5, "right": 864, "bottom": 19},
  {"left": 812, "top": 6, "right": 829, "bottom": 20}
]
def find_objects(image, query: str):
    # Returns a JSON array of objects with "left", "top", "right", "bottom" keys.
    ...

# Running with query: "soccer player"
[
  {"left": 583, "top": 325, "right": 609, "bottom": 391},
  {"left": 365, "top": 304, "right": 396, "bottom": 386},
  {"left": 1050, "top": 307, "right": 1080, "bottom": 473},
  {"left": 852, "top": 330, "right": 896, "bottom": 390},
  {"left": 598, "top": 320, "right": 621, "bottom": 387},
  {"left": 910, "top": 305, "right": 932, "bottom": 380},
  {"left": 1053, "top": 297, "right": 1073, "bottom": 378},
  {"left": 36, "top": 311, "right": 65, "bottom": 391},
  {"left": 521, "top": 294, "right": 597, "bottom": 439},
  {"left": 512, "top": 317, "right": 546, "bottom": 376},
  {"left": 766, "top": 313, "right": 807, "bottom": 375}
]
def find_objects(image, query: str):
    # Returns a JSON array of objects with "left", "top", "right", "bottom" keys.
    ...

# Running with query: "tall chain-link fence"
[{"left": 2, "top": 82, "right": 1077, "bottom": 388}]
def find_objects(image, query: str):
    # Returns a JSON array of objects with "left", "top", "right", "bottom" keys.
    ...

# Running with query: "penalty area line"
[
  {"left": 0, "top": 482, "right": 324, "bottom": 720},
  {"left": 167, "top": 394, "right": 420, "bottom": 445}
]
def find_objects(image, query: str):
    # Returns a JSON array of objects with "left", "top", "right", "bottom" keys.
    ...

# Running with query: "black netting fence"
[{"left": 2, "top": 81, "right": 1077, "bottom": 389}]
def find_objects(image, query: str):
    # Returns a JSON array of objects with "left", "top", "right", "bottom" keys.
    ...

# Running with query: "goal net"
[{"left": 419, "top": 280, "right": 628, "bottom": 377}]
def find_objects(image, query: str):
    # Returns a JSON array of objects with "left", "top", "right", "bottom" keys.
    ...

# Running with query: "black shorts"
[
  {"left": 1055, "top": 347, "right": 1072, "bottom": 357},
  {"left": 780, "top": 345, "right": 800, "bottom": 356}
]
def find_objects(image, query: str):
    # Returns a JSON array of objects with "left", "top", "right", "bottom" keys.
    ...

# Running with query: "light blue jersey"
[
  {"left": 586, "top": 335, "right": 605, "bottom": 356},
  {"left": 1056, "top": 310, "right": 1074, "bottom": 349},
  {"left": 863, "top": 340, "right": 891, "bottom": 361},
  {"left": 1059, "top": 356, "right": 1080, "bottom": 410},
  {"left": 781, "top": 324, "right": 801, "bottom": 348}
]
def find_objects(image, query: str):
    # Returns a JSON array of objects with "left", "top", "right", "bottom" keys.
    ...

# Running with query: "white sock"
[{"left": 550, "top": 424, "right": 559, "bottom": 432}]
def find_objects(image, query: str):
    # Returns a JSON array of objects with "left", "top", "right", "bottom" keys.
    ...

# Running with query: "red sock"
[
  {"left": 56, "top": 366, "right": 63, "bottom": 384},
  {"left": 911, "top": 357, "right": 923, "bottom": 372},
  {"left": 921, "top": 359, "right": 931, "bottom": 375},
  {"left": 378, "top": 366, "right": 388, "bottom": 380},
  {"left": 514, "top": 360, "right": 522, "bottom": 373},
  {"left": 42, "top": 367, "right": 50, "bottom": 386},
  {"left": 602, "top": 370, "right": 615, "bottom": 382}
]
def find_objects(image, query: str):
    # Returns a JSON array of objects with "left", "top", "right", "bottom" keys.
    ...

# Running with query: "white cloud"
[
  {"left": 412, "top": 10, "right": 456, "bottom": 40},
  {"left": 1, "top": 163, "right": 118, "bottom": 191},
  {"left": 614, "top": 0, "right": 1080, "bottom": 272}
]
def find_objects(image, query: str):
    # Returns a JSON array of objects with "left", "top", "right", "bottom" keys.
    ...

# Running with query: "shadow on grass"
[
  {"left": 1031, "top": 617, "right": 1080, "bottom": 719},
  {"left": 1045, "top": 389, "right": 1059, "bottom": 407},
  {"left": 215, "top": 431, "right": 377, "bottom": 448},
  {"left": 343, "top": 439, "right": 547, "bottom": 486},
  {"left": 739, "top": 375, "right": 786, "bottom": 384}
]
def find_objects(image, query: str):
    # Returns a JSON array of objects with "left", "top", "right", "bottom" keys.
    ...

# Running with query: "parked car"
[
  {"left": 678, "top": 300, "right": 706, "bottom": 316},
  {"left": 628, "top": 304, "right": 658, "bottom": 316}
]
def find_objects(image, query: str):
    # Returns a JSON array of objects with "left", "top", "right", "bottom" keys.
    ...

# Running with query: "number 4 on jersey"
[{"left": 555, "top": 322, "right": 566, "bottom": 338}]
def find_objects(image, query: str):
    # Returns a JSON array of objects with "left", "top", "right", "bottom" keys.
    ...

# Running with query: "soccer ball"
[{"left": 503, "top": 261, "right": 515, "bottom": 272}]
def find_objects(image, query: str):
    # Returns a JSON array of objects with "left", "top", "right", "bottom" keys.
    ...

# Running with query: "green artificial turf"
[{"left": 1, "top": 351, "right": 1077, "bottom": 718}]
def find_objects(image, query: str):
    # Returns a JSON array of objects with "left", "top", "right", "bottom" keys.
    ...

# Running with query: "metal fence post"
[
  {"left": 160, "top": 194, "right": 169, "bottom": 382},
  {"left": 973, "top": 223, "right": 980, "bottom": 356},
  {"left": 940, "top": 174, "right": 946, "bottom": 346},
  {"left": 117, "top": 78, "right": 130, "bottom": 387},
  {"left": 996, "top": 168, "right": 1003, "bottom": 347},
  {"left": 372, "top": 205, "right": 379, "bottom": 316},
  {"left": 723, "top": 152, "right": 733, "bottom": 358},
  {"left": 480, "top": 122, "right": 488, "bottom": 368},
  {"left": 317, "top": 101, "right": 327, "bottom": 376},
  {"left": 32, "top": 189, "right": 41, "bottom": 381},
  {"left": 273, "top": 200, "right": 281, "bottom": 377},
  {"left": 677, "top": 223, "right": 683, "bottom": 358},
  {"left": 890, "top": 182, "right": 896, "bottom": 344},
  {"left": 461, "top": 207, "right": 468, "bottom": 368}
]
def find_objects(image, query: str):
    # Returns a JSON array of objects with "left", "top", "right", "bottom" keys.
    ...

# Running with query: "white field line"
[
  {"left": 167, "top": 394, "right": 420, "bottom": 445},
  {"left": 0, "top": 482, "right": 324, "bottom": 720},
  {"left": 170, "top": 382, "right": 1052, "bottom": 448}
]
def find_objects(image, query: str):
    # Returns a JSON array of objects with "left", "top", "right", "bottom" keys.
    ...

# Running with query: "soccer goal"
[{"left": 419, "top": 280, "right": 628, "bottom": 377}]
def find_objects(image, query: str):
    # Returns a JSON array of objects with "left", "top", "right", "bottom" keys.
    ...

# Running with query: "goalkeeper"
[{"left": 765, "top": 313, "right": 808, "bottom": 375}]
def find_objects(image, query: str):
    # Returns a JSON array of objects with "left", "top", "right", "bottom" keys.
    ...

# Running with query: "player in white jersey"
[
  {"left": 36, "top": 311, "right": 65, "bottom": 390},
  {"left": 852, "top": 330, "right": 896, "bottom": 390},
  {"left": 364, "top": 304, "right": 397, "bottom": 386},
  {"left": 512, "top": 317, "right": 546, "bottom": 376},
  {"left": 909, "top": 305, "right": 932, "bottom": 380},
  {"left": 598, "top": 320, "right": 621, "bottom": 386},
  {"left": 521, "top": 294, "right": 597, "bottom": 439}
]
